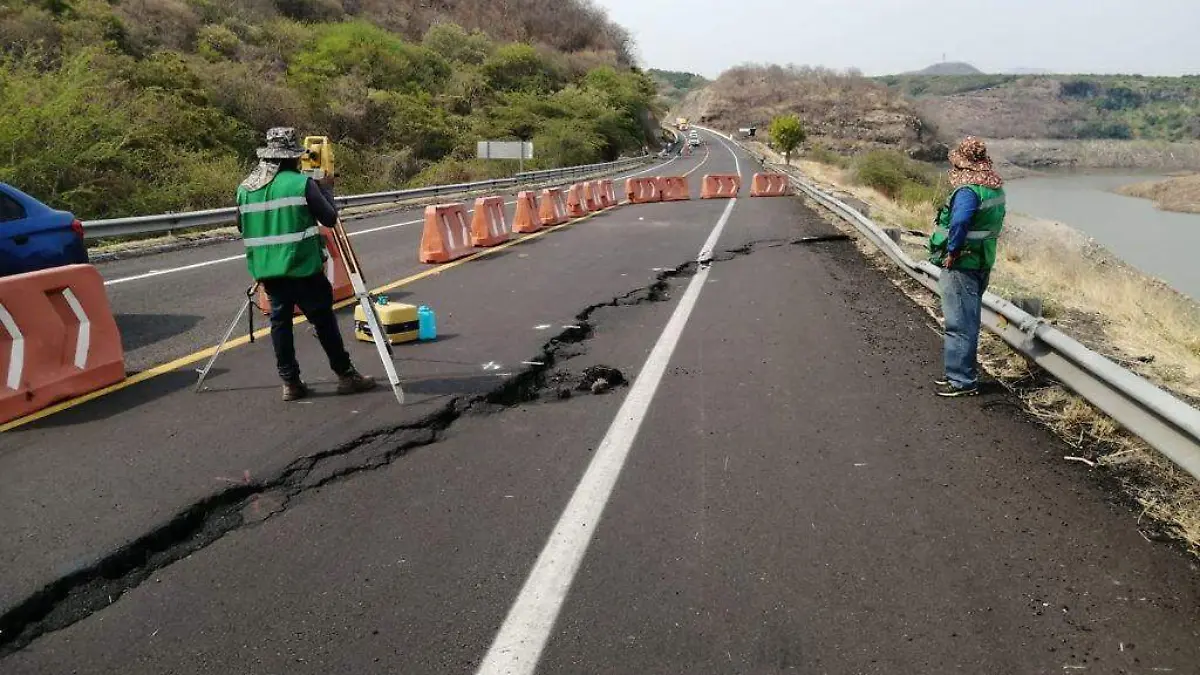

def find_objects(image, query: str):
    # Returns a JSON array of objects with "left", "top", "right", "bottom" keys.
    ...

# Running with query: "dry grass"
[
  {"left": 1116, "top": 173, "right": 1200, "bottom": 214},
  {"left": 750, "top": 137, "right": 1200, "bottom": 553}
]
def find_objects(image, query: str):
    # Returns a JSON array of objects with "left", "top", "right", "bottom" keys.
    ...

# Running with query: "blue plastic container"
[{"left": 417, "top": 305, "right": 437, "bottom": 341}]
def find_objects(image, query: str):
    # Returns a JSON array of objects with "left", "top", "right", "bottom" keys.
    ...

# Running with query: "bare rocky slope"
[{"left": 674, "top": 65, "right": 947, "bottom": 161}]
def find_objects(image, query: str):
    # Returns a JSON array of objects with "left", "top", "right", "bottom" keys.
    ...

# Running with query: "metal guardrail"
[
  {"left": 701, "top": 125, "right": 1200, "bottom": 481},
  {"left": 82, "top": 157, "right": 650, "bottom": 241}
]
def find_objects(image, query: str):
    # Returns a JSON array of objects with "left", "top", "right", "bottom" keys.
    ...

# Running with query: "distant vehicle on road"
[
  {"left": 689, "top": 132, "right": 701, "bottom": 147},
  {"left": 0, "top": 183, "right": 88, "bottom": 278}
]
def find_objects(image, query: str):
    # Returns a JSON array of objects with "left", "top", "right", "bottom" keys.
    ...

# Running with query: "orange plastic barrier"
[
  {"left": 701, "top": 174, "right": 742, "bottom": 199},
  {"left": 592, "top": 178, "right": 614, "bottom": 207},
  {"left": 513, "top": 191, "right": 542, "bottom": 234},
  {"left": 0, "top": 264, "right": 125, "bottom": 425},
  {"left": 420, "top": 203, "right": 473, "bottom": 263},
  {"left": 256, "top": 228, "right": 352, "bottom": 314},
  {"left": 540, "top": 188, "right": 568, "bottom": 226},
  {"left": 657, "top": 176, "right": 691, "bottom": 202},
  {"left": 471, "top": 196, "right": 511, "bottom": 247},
  {"left": 566, "top": 183, "right": 591, "bottom": 218},
  {"left": 585, "top": 182, "right": 603, "bottom": 211},
  {"left": 751, "top": 173, "right": 790, "bottom": 197},
  {"left": 624, "top": 177, "right": 662, "bottom": 204}
]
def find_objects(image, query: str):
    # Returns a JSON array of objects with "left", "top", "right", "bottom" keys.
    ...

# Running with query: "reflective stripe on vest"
[
  {"left": 242, "top": 225, "right": 321, "bottom": 248},
  {"left": 238, "top": 196, "right": 309, "bottom": 215},
  {"left": 979, "top": 196, "right": 1006, "bottom": 210},
  {"left": 933, "top": 226, "right": 1000, "bottom": 241}
]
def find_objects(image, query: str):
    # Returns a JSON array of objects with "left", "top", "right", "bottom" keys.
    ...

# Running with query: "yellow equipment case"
[{"left": 354, "top": 301, "right": 419, "bottom": 345}]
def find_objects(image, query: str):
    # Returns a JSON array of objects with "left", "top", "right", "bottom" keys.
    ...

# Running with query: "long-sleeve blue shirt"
[{"left": 946, "top": 187, "right": 980, "bottom": 254}]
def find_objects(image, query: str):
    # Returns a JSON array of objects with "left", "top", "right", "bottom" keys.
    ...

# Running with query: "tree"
[{"left": 769, "top": 114, "right": 806, "bottom": 165}]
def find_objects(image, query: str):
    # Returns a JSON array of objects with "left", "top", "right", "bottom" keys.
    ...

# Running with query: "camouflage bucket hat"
[{"left": 256, "top": 127, "right": 306, "bottom": 160}]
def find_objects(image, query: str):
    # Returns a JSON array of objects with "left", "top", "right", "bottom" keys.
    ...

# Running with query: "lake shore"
[{"left": 1114, "top": 173, "right": 1200, "bottom": 214}]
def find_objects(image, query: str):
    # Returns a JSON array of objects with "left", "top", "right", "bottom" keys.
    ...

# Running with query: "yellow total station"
[{"left": 301, "top": 136, "right": 335, "bottom": 184}]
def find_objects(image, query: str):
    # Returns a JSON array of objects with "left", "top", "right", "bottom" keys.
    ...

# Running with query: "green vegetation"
[
  {"left": 1053, "top": 75, "right": 1200, "bottom": 141},
  {"left": 768, "top": 114, "right": 806, "bottom": 165},
  {"left": 0, "top": 0, "right": 656, "bottom": 219},
  {"left": 881, "top": 74, "right": 1200, "bottom": 142},
  {"left": 853, "top": 150, "right": 948, "bottom": 209},
  {"left": 648, "top": 68, "right": 708, "bottom": 108},
  {"left": 806, "top": 143, "right": 848, "bottom": 168},
  {"left": 877, "top": 74, "right": 1021, "bottom": 97}
]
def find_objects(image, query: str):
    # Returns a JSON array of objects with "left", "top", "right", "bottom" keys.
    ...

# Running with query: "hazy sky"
[{"left": 595, "top": 0, "right": 1200, "bottom": 77}]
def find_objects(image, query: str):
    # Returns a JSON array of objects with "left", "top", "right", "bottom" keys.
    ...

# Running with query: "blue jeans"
[{"left": 940, "top": 268, "right": 990, "bottom": 389}]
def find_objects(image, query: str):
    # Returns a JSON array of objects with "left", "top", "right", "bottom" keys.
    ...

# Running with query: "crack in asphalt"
[{"left": 0, "top": 237, "right": 846, "bottom": 657}]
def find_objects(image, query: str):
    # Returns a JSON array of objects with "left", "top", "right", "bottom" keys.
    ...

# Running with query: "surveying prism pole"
[{"left": 327, "top": 219, "right": 405, "bottom": 405}]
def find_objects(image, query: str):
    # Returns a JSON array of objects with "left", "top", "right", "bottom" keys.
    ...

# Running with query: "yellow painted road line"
[{"left": 0, "top": 207, "right": 616, "bottom": 433}]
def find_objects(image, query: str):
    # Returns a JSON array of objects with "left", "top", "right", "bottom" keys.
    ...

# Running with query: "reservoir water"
[{"left": 1004, "top": 173, "right": 1200, "bottom": 301}]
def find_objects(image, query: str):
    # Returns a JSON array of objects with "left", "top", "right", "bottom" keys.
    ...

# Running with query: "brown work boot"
[
  {"left": 282, "top": 381, "right": 311, "bottom": 402},
  {"left": 336, "top": 369, "right": 377, "bottom": 395}
]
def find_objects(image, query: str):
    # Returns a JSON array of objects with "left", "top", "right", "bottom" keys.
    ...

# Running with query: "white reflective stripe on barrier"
[
  {"left": 0, "top": 304, "right": 22, "bottom": 390},
  {"left": 61, "top": 288, "right": 91, "bottom": 369},
  {"left": 242, "top": 226, "right": 321, "bottom": 248},
  {"left": 237, "top": 197, "right": 308, "bottom": 215}
]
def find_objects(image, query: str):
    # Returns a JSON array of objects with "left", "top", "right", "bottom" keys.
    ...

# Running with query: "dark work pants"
[{"left": 261, "top": 273, "right": 352, "bottom": 384}]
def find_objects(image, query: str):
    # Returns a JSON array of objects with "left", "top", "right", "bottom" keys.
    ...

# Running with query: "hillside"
[
  {"left": 910, "top": 61, "right": 982, "bottom": 76},
  {"left": 648, "top": 68, "right": 708, "bottom": 109},
  {"left": 674, "top": 65, "right": 946, "bottom": 160},
  {"left": 884, "top": 74, "right": 1200, "bottom": 142},
  {"left": 0, "top": 0, "right": 658, "bottom": 219}
]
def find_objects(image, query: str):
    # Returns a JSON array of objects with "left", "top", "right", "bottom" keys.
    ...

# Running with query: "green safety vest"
[
  {"left": 929, "top": 185, "right": 1006, "bottom": 270},
  {"left": 235, "top": 170, "right": 324, "bottom": 280}
]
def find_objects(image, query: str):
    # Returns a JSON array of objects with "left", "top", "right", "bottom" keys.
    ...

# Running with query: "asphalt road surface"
[{"left": 3, "top": 130, "right": 1200, "bottom": 674}]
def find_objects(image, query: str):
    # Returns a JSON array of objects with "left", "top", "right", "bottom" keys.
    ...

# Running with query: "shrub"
[
  {"left": 196, "top": 24, "right": 240, "bottom": 60},
  {"left": 289, "top": 21, "right": 451, "bottom": 95},
  {"left": 422, "top": 21, "right": 493, "bottom": 65},
  {"left": 482, "top": 43, "right": 562, "bottom": 94},
  {"left": 807, "top": 143, "right": 847, "bottom": 168},
  {"left": 854, "top": 150, "right": 939, "bottom": 200}
]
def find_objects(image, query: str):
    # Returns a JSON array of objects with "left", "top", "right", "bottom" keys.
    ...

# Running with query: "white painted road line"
[
  {"left": 475, "top": 131, "right": 741, "bottom": 675},
  {"left": 103, "top": 160, "right": 676, "bottom": 287}
]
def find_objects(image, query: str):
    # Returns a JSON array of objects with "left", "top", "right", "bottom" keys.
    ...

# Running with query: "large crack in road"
[{"left": 0, "top": 235, "right": 853, "bottom": 658}]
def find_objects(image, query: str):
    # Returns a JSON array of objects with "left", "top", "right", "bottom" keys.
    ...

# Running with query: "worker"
[
  {"left": 928, "top": 136, "right": 1006, "bottom": 398},
  {"left": 235, "top": 127, "right": 376, "bottom": 402}
]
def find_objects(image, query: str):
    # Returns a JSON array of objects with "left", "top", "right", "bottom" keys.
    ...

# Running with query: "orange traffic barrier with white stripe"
[
  {"left": 751, "top": 173, "right": 790, "bottom": 197},
  {"left": 657, "top": 176, "right": 690, "bottom": 202},
  {"left": 624, "top": 177, "right": 661, "bottom": 204},
  {"left": 584, "top": 182, "right": 602, "bottom": 211},
  {"left": 566, "top": 183, "right": 591, "bottom": 218},
  {"left": 255, "top": 228, "right": 353, "bottom": 314},
  {"left": 0, "top": 264, "right": 125, "bottom": 425},
  {"left": 513, "top": 191, "right": 542, "bottom": 233},
  {"left": 540, "top": 188, "right": 568, "bottom": 226},
  {"left": 420, "top": 203, "right": 473, "bottom": 263},
  {"left": 597, "top": 180, "right": 617, "bottom": 208},
  {"left": 471, "top": 196, "right": 510, "bottom": 247},
  {"left": 701, "top": 174, "right": 742, "bottom": 199}
]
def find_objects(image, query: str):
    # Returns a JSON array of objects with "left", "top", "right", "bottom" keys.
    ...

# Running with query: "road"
[{"left": 3, "top": 130, "right": 1200, "bottom": 673}]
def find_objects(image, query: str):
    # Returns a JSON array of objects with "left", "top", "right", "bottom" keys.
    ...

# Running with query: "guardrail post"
[{"left": 884, "top": 228, "right": 903, "bottom": 245}]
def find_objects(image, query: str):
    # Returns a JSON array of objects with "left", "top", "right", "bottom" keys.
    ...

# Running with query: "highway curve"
[{"left": 3, "top": 130, "right": 1200, "bottom": 673}]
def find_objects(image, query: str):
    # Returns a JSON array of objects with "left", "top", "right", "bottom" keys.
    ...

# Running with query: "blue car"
[{"left": 0, "top": 182, "right": 88, "bottom": 278}]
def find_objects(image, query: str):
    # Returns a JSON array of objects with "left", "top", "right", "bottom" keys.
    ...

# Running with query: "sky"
[{"left": 594, "top": 0, "right": 1200, "bottom": 77}]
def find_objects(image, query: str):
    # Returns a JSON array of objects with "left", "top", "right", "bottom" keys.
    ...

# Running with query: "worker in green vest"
[
  {"left": 236, "top": 127, "right": 376, "bottom": 402},
  {"left": 928, "top": 137, "right": 1006, "bottom": 398}
]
